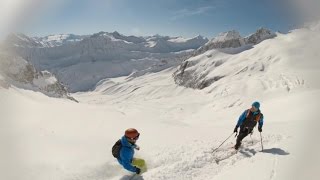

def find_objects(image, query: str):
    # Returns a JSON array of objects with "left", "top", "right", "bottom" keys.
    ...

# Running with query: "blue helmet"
[{"left": 252, "top": 101, "right": 260, "bottom": 109}]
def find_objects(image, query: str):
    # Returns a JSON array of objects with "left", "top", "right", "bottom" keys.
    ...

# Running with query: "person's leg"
[
  {"left": 235, "top": 129, "right": 249, "bottom": 149},
  {"left": 132, "top": 158, "right": 147, "bottom": 173}
]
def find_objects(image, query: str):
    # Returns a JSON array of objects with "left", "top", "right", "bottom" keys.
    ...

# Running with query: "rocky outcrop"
[
  {"left": 244, "top": 28, "right": 276, "bottom": 45},
  {"left": 0, "top": 52, "right": 77, "bottom": 102},
  {"left": 173, "top": 60, "right": 225, "bottom": 89}
]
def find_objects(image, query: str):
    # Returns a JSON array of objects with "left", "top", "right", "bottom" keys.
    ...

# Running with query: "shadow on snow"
[
  {"left": 120, "top": 174, "right": 144, "bottom": 180},
  {"left": 239, "top": 147, "right": 289, "bottom": 157},
  {"left": 262, "top": 148, "right": 290, "bottom": 155}
]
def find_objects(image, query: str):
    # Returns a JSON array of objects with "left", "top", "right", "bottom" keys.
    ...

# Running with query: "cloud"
[{"left": 171, "top": 6, "right": 215, "bottom": 21}]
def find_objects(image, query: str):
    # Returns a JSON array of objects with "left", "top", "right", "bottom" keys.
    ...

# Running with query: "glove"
[
  {"left": 258, "top": 126, "right": 262, "bottom": 132},
  {"left": 233, "top": 126, "right": 239, "bottom": 133},
  {"left": 135, "top": 167, "right": 141, "bottom": 174}
]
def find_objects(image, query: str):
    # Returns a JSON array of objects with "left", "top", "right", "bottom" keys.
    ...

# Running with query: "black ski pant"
[{"left": 235, "top": 127, "right": 252, "bottom": 147}]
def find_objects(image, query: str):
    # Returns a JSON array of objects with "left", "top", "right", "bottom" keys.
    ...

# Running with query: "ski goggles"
[{"left": 129, "top": 133, "right": 140, "bottom": 141}]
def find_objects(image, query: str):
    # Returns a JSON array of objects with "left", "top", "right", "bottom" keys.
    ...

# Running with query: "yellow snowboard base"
[{"left": 132, "top": 158, "right": 147, "bottom": 174}]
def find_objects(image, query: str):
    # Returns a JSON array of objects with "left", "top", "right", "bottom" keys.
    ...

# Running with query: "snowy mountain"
[
  {"left": 194, "top": 30, "right": 245, "bottom": 56},
  {"left": 146, "top": 34, "right": 208, "bottom": 53},
  {"left": 3, "top": 32, "right": 207, "bottom": 92},
  {"left": 1, "top": 24, "right": 319, "bottom": 180},
  {"left": 4, "top": 33, "right": 88, "bottom": 48},
  {"left": 194, "top": 28, "right": 275, "bottom": 56},
  {"left": 175, "top": 28, "right": 278, "bottom": 89},
  {"left": 0, "top": 51, "right": 77, "bottom": 101},
  {"left": 34, "top": 34, "right": 88, "bottom": 47},
  {"left": 5, "top": 33, "right": 44, "bottom": 48},
  {"left": 244, "top": 28, "right": 276, "bottom": 45}
]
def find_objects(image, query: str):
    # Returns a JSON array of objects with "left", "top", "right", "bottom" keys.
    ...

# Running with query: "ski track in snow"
[
  {"left": 109, "top": 135, "right": 284, "bottom": 180},
  {"left": 270, "top": 156, "right": 278, "bottom": 180},
  {"left": 59, "top": 134, "right": 285, "bottom": 180}
]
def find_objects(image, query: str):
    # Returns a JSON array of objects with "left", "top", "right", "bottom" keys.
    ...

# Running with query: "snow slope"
[{"left": 1, "top": 25, "right": 320, "bottom": 180}]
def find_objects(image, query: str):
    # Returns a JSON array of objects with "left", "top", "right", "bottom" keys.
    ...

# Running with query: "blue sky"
[{"left": 19, "top": 0, "right": 298, "bottom": 38}]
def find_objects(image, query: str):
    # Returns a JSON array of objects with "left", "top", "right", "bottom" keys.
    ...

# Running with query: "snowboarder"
[
  {"left": 233, "top": 101, "right": 264, "bottom": 150},
  {"left": 113, "top": 128, "right": 146, "bottom": 175}
]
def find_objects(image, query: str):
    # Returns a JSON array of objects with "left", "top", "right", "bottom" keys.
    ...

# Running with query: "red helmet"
[{"left": 125, "top": 128, "right": 140, "bottom": 139}]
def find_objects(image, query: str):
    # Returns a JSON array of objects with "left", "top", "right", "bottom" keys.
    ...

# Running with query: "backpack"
[
  {"left": 112, "top": 139, "right": 122, "bottom": 158},
  {"left": 245, "top": 109, "right": 263, "bottom": 122}
]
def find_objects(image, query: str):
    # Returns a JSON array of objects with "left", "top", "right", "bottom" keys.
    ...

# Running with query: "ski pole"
[
  {"left": 259, "top": 132, "right": 264, "bottom": 152},
  {"left": 211, "top": 132, "right": 235, "bottom": 153}
]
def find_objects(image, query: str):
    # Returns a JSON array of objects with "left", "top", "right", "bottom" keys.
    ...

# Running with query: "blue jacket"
[
  {"left": 117, "top": 136, "right": 138, "bottom": 172},
  {"left": 236, "top": 109, "right": 264, "bottom": 128}
]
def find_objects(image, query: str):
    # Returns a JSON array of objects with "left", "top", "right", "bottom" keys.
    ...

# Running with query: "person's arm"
[
  {"left": 120, "top": 148, "right": 137, "bottom": 172},
  {"left": 236, "top": 110, "right": 247, "bottom": 127},
  {"left": 258, "top": 115, "right": 264, "bottom": 128}
]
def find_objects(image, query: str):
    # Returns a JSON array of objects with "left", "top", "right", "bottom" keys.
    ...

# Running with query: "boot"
[{"left": 234, "top": 141, "right": 241, "bottom": 150}]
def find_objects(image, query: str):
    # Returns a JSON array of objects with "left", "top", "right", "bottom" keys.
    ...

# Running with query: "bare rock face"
[
  {"left": 0, "top": 52, "right": 77, "bottom": 102},
  {"left": 173, "top": 60, "right": 225, "bottom": 90},
  {"left": 244, "top": 28, "right": 276, "bottom": 45}
]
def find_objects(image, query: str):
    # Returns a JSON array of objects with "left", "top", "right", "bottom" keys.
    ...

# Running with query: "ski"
[{"left": 214, "top": 149, "right": 238, "bottom": 164}]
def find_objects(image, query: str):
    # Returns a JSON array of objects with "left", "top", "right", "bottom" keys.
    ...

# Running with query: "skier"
[
  {"left": 113, "top": 128, "right": 146, "bottom": 175},
  {"left": 233, "top": 101, "right": 264, "bottom": 150}
]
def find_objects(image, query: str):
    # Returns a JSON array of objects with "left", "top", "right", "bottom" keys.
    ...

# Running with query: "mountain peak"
[
  {"left": 244, "top": 27, "right": 275, "bottom": 45},
  {"left": 194, "top": 35, "right": 208, "bottom": 41},
  {"left": 112, "top": 31, "right": 121, "bottom": 36},
  {"left": 211, "top": 30, "right": 242, "bottom": 43},
  {"left": 5, "top": 33, "right": 42, "bottom": 47}
]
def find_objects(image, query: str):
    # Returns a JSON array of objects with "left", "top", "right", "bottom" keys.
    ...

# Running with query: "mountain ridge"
[{"left": 1, "top": 28, "right": 275, "bottom": 93}]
